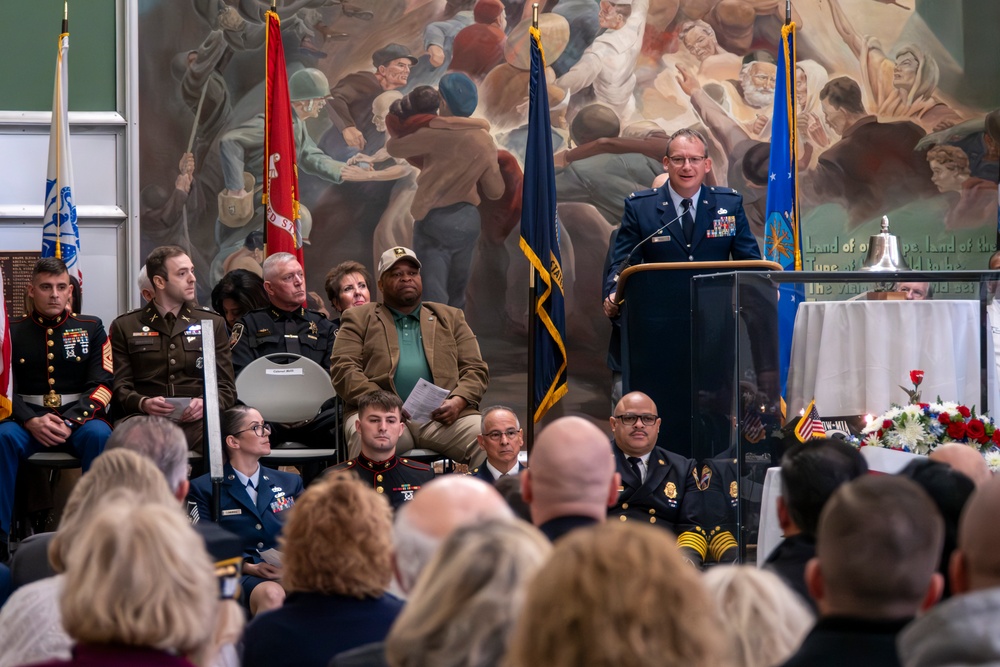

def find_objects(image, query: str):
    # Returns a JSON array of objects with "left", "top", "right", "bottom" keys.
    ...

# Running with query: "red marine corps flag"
[{"left": 263, "top": 7, "right": 304, "bottom": 266}]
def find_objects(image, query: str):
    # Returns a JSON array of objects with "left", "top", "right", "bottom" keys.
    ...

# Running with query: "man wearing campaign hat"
[
  {"left": 331, "top": 246, "right": 489, "bottom": 466},
  {"left": 328, "top": 43, "right": 419, "bottom": 153}
]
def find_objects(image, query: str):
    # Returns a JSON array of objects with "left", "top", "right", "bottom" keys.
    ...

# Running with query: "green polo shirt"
[{"left": 389, "top": 303, "right": 433, "bottom": 400}]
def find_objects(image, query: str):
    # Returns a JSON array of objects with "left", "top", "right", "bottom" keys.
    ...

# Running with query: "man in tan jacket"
[{"left": 331, "top": 247, "right": 489, "bottom": 466}]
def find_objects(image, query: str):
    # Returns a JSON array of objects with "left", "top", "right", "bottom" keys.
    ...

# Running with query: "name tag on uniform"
[
  {"left": 222, "top": 509, "right": 242, "bottom": 516},
  {"left": 132, "top": 331, "right": 159, "bottom": 337},
  {"left": 651, "top": 236, "right": 671, "bottom": 243}
]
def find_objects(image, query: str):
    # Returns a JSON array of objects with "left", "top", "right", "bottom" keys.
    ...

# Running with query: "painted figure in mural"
[
  {"left": 110, "top": 246, "right": 236, "bottom": 453},
  {"left": 826, "top": 0, "right": 962, "bottom": 133},
  {"left": 554, "top": 104, "right": 664, "bottom": 226},
  {"left": 672, "top": 0, "right": 800, "bottom": 55},
  {"left": 222, "top": 230, "right": 265, "bottom": 277},
  {"left": 406, "top": 0, "right": 477, "bottom": 88},
  {"left": 325, "top": 43, "right": 419, "bottom": 156},
  {"left": 173, "top": 31, "right": 234, "bottom": 164},
  {"left": 385, "top": 75, "right": 505, "bottom": 308},
  {"left": 139, "top": 152, "right": 199, "bottom": 270},
  {"left": 718, "top": 51, "right": 776, "bottom": 141},
  {"left": 556, "top": 0, "right": 648, "bottom": 122},
  {"left": 678, "top": 19, "right": 742, "bottom": 82},
  {"left": 449, "top": 0, "right": 508, "bottom": 82},
  {"left": 549, "top": 0, "right": 601, "bottom": 77},
  {"left": 804, "top": 76, "right": 936, "bottom": 229},
  {"left": 925, "top": 145, "right": 998, "bottom": 230}
]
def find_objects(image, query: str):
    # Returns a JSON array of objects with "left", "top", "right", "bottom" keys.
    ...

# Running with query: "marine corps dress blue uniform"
[
  {"left": 328, "top": 454, "right": 433, "bottom": 509},
  {"left": 0, "top": 309, "right": 113, "bottom": 543}
]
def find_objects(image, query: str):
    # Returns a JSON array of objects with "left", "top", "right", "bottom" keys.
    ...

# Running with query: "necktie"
[
  {"left": 284, "top": 320, "right": 302, "bottom": 355},
  {"left": 245, "top": 478, "right": 257, "bottom": 504},
  {"left": 681, "top": 198, "right": 695, "bottom": 245},
  {"left": 627, "top": 456, "right": 644, "bottom": 484},
  {"left": 164, "top": 311, "right": 176, "bottom": 331}
]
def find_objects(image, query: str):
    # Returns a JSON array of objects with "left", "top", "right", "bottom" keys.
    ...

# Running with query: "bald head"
[
  {"left": 393, "top": 476, "right": 512, "bottom": 592},
  {"left": 522, "top": 416, "right": 619, "bottom": 526},
  {"left": 929, "top": 444, "right": 991, "bottom": 487},
  {"left": 952, "top": 476, "right": 1000, "bottom": 592}
]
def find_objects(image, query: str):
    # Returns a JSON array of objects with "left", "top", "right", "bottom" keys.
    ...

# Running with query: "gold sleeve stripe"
[
  {"left": 90, "top": 385, "right": 112, "bottom": 407},
  {"left": 708, "top": 531, "right": 739, "bottom": 561},
  {"left": 677, "top": 531, "right": 708, "bottom": 559},
  {"left": 102, "top": 338, "right": 113, "bottom": 373}
]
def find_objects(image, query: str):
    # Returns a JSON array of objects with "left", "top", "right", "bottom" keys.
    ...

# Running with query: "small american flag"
[{"left": 794, "top": 399, "right": 826, "bottom": 442}]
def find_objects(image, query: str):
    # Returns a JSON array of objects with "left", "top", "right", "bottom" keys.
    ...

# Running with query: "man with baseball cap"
[
  {"left": 327, "top": 43, "right": 418, "bottom": 153},
  {"left": 331, "top": 246, "right": 489, "bottom": 466}
]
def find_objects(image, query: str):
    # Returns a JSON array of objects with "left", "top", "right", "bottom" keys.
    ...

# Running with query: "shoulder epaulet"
[
  {"left": 628, "top": 187, "right": 658, "bottom": 199},
  {"left": 708, "top": 186, "right": 738, "bottom": 195},
  {"left": 121, "top": 307, "right": 143, "bottom": 316},
  {"left": 328, "top": 460, "right": 355, "bottom": 472},
  {"left": 399, "top": 458, "right": 433, "bottom": 471},
  {"left": 467, "top": 467, "right": 480, "bottom": 475},
  {"left": 70, "top": 313, "right": 102, "bottom": 324}
]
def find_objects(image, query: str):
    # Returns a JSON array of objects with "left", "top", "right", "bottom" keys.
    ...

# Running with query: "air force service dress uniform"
[
  {"left": 327, "top": 454, "right": 433, "bottom": 509},
  {"left": 0, "top": 310, "right": 113, "bottom": 540},
  {"left": 188, "top": 463, "right": 303, "bottom": 604},
  {"left": 610, "top": 443, "right": 710, "bottom": 565},
  {"left": 110, "top": 302, "right": 236, "bottom": 452}
]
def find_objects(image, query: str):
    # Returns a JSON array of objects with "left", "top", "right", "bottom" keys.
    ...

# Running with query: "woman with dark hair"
[
  {"left": 188, "top": 405, "right": 303, "bottom": 617},
  {"left": 324, "top": 260, "right": 373, "bottom": 327},
  {"left": 210, "top": 269, "right": 270, "bottom": 330}
]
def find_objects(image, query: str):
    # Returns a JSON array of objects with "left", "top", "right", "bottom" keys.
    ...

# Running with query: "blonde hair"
[
  {"left": 60, "top": 495, "right": 219, "bottom": 664},
  {"left": 282, "top": 472, "right": 394, "bottom": 597},
  {"left": 505, "top": 522, "right": 722, "bottom": 667},
  {"left": 49, "top": 448, "right": 177, "bottom": 572},
  {"left": 702, "top": 565, "right": 813, "bottom": 667},
  {"left": 386, "top": 520, "right": 551, "bottom": 667}
]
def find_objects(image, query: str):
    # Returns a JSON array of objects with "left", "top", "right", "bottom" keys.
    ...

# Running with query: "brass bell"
[{"left": 861, "top": 216, "right": 910, "bottom": 272}]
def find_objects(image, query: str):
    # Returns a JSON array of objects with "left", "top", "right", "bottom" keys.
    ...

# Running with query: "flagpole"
[
  {"left": 63, "top": 1, "right": 68, "bottom": 34},
  {"left": 525, "top": 2, "right": 540, "bottom": 453}
]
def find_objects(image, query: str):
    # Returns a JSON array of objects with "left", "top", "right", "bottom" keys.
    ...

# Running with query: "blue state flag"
[
  {"left": 764, "top": 21, "right": 802, "bottom": 398},
  {"left": 41, "top": 30, "right": 82, "bottom": 286},
  {"left": 519, "top": 25, "right": 568, "bottom": 422}
]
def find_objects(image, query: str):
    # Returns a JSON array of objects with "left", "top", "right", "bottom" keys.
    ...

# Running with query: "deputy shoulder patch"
[{"left": 229, "top": 323, "right": 244, "bottom": 349}]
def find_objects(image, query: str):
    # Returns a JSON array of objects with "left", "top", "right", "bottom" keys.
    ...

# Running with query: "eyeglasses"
[
  {"left": 666, "top": 156, "right": 707, "bottom": 166},
  {"left": 484, "top": 428, "right": 521, "bottom": 442},
  {"left": 233, "top": 423, "right": 272, "bottom": 437},
  {"left": 613, "top": 413, "right": 658, "bottom": 426}
]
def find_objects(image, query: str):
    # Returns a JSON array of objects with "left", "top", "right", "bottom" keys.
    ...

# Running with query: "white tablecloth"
[
  {"left": 786, "top": 300, "right": 981, "bottom": 418},
  {"left": 756, "top": 447, "right": 922, "bottom": 565}
]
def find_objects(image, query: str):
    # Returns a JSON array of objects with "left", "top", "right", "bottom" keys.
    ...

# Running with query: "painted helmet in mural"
[{"left": 289, "top": 68, "right": 331, "bottom": 102}]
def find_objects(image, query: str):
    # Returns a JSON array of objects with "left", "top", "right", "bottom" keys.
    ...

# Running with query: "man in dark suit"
[
  {"left": 779, "top": 476, "right": 944, "bottom": 667},
  {"left": 608, "top": 391, "right": 708, "bottom": 565},
  {"left": 603, "top": 127, "right": 761, "bottom": 315},
  {"left": 469, "top": 405, "right": 524, "bottom": 482}
]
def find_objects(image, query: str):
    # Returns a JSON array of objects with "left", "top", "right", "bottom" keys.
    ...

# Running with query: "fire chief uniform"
[
  {"left": 110, "top": 302, "right": 235, "bottom": 452},
  {"left": 328, "top": 454, "right": 434, "bottom": 509},
  {"left": 0, "top": 310, "right": 113, "bottom": 541},
  {"left": 609, "top": 443, "right": 710, "bottom": 565},
  {"left": 229, "top": 305, "right": 338, "bottom": 448}
]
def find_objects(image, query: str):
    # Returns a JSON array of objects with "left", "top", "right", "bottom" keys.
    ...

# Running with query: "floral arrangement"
[{"left": 859, "top": 370, "right": 1000, "bottom": 472}]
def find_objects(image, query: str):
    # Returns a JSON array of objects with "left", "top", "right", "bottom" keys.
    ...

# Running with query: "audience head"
[
  {"left": 146, "top": 245, "right": 196, "bottom": 307},
  {"left": 27, "top": 257, "right": 73, "bottom": 319},
  {"left": 60, "top": 495, "right": 220, "bottom": 665},
  {"left": 49, "top": 448, "right": 177, "bottom": 574},
  {"left": 137, "top": 265, "right": 154, "bottom": 303},
  {"left": 355, "top": 389, "right": 406, "bottom": 462},
  {"left": 522, "top": 416, "right": 619, "bottom": 527},
  {"left": 221, "top": 405, "right": 272, "bottom": 462},
  {"left": 385, "top": 520, "right": 550, "bottom": 667},
  {"left": 702, "top": 566, "right": 814, "bottom": 667},
  {"left": 283, "top": 473, "right": 395, "bottom": 597},
  {"left": 506, "top": 522, "right": 722, "bottom": 667},
  {"left": 262, "top": 252, "right": 306, "bottom": 311},
  {"left": 610, "top": 391, "right": 662, "bottom": 458},
  {"left": 377, "top": 247, "right": 423, "bottom": 312},
  {"left": 897, "top": 281, "right": 933, "bottom": 300},
  {"left": 929, "top": 443, "right": 991, "bottom": 486},
  {"left": 951, "top": 475, "right": 1000, "bottom": 593},
  {"left": 477, "top": 406, "right": 523, "bottom": 474},
  {"left": 393, "top": 476, "right": 513, "bottom": 593},
  {"left": 900, "top": 458, "right": 976, "bottom": 598},
  {"left": 493, "top": 474, "right": 532, "bottom": 522},
  {"left": 211, "top": 269, "right": 269, "bottom": 328},
  {"left": 807, "top": 475, "right": 944, "bottom": 618},
  {"left": 106, "top": 415, "right": 190, "bottom": 500},
  {"left": 324, "top": 260, "right": 373, "bottom": 314},
  {"left": 779, "top": 438, "right": 868, "bottom": 538}
]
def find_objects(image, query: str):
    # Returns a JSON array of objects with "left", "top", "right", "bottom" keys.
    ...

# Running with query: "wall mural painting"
[{"left": 138, "top": 0, "right": 1000, "bottom": 419}]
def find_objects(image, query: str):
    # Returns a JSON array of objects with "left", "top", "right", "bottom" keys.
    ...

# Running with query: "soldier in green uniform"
[
  {"left": 327, "top": 390, "right": 433, "bottom": 509},
  {"left": 110, "top": 245, "right": 235, "bottom": 452},
  {"left": 0, "top": 258, "right": 113, "bottom": 550}
]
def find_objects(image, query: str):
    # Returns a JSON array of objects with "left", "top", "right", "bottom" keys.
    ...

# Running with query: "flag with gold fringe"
[
  {"left": 795, "top": 399, "right": 826, "bottom": 442},
  {"left": 263, "top": 9, "right": 304, "bottom": 266},
  {"left": 41, "top": 20, "right": 81, "bottom": 286},
  {"left": 519, "top": 25, "right": 567, "bottom": 422}
]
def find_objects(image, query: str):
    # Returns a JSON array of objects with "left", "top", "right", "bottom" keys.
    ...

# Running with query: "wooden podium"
[{"left": 617, "top": 261, "right": 781, "bottom": 458}]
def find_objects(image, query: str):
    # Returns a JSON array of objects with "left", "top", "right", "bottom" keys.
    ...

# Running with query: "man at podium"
[{"left": 604, "top": 127, "right": 760, "bottom": 316}]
